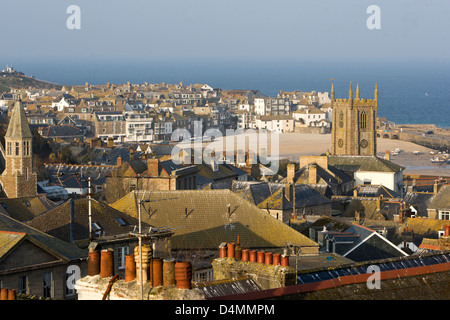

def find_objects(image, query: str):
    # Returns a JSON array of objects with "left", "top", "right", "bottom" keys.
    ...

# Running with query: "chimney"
[
  {"left": 385, "top": 150, "right": 390, "bottom": 161},
  {"left": 219, "top": 243, "right": 227, "bottom": 258},
  {"left": 227, "top": 243, "right": 235, "bottom": 259},
  {"left": 376, "top": 195, "right": 383, "bottom": 210},
  {"left": 124, "top": 254, "right": 136, "bottom": 282},
  {"left": 308, "top": 164, "right": 317, "bottom": 184},
  {"left": 286, "top": 163, "right": 295, "bottom": 184},
  {"left": 88, "top": 249, "right": 101, "bottom": 276},
  {"left": 174, "top": 261, "right": 192, "bottom": 290},
  {"left": 147, "top": 158, "right": 160, "bottom": 177},
  {"left": 433, "top": 179, "right": 444, "bottom": 195},
  {"left": 353, "top": 188, "right": 358, "bottom": 197},
  {"left": 116, "top": 155, "right": 123, "bottom": 167},
  {"left": 445, "top": 225, "right": 450, "bottom": 237},
  {"left": 151, "top": 258, "right": 163, "bottom": 287},
  {"left": 100, "top": 249, "right": 114, "bottom": 278},
  {"left": 163, "top": 259, "right": 176, "bottom": 287}
]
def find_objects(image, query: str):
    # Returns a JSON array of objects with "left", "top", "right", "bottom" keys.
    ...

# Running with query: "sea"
[{"left": 17, "top": 57, "right": 450, "bottom": 128}]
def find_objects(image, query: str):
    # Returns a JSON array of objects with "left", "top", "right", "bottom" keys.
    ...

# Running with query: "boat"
[
  {"left": 413, "top": 151, "right": 421, "bottom": 156},
  {"left": 430, "top": 156, "right": 448, "bottom": 164}
]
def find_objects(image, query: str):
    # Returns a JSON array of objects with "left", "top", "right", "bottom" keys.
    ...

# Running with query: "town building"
[{"left": 0, "top": 100, "right": 37, "bottom": 198}]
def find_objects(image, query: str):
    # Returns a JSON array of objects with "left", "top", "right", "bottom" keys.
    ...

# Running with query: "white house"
[
  {"left": 293, "top": 106, "right": 328, "bottom": 127},
  {"left": 328, "top": 155, "right": 405, "bottom": 194},
  {"left": 254, "top": 97, "right": 267, "bottom": 116},
  {"left": 254, "top": 115, "right": 294, "bottom": 133}
]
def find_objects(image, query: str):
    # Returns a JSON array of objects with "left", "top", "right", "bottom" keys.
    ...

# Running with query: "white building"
[
  {"left": 254, "top": 115, "right": 294, "bottom": 133},
  {"left": 125, "top": 112, "right": 154, "bottom": 143},
  {"left": 254, "top": 97, "right": 267, "bottom": 116},
  {"left": 328, "top": 155, "right": 405, "bottom": 194},
  {"left": 293, "top": 106, "right": 328, "bottom": 127}
]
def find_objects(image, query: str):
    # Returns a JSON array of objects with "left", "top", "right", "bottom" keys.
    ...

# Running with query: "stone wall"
[{"left": 211, "top": 258, "right": 297, "bottom": 290}]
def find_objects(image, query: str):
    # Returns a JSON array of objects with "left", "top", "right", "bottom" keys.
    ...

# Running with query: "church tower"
[
  {"left": 0, "top": 100, "right": 37, "bottom": 198},
  {"left": 331, "top": 82, "right": 378, "bottom": 156}
]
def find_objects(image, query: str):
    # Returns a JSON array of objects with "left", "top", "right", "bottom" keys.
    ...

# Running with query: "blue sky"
[{"left": 1, "top": 0, "right": 449, "bottom": 64}]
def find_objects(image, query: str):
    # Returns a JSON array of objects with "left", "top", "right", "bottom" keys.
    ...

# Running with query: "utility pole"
[
  {"left": 88, "top": 177, "right": 92, "bottom": 241},
  {"left": 138, "top": 198, "right": 143, "bottom": 300}
]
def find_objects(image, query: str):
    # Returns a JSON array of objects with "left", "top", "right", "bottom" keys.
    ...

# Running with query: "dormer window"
[{"left": 91, "top": 222, "right": 103, "bottom": 236}]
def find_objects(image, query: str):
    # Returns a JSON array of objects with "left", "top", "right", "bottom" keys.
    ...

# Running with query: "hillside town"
[{"left": 0, "top": 71, "right": 449, "bottom": 301}]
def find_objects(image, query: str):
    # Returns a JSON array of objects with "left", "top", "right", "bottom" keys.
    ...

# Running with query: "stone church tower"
[
  {"left": 331, "top": 82, "right": 378, "bottom": 156},
  {"left": 0, "top": 100, "right": 37, "bottom": 198}
]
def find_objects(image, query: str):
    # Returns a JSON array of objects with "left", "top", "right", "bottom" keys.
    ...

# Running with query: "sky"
[{"left": 1, "top": 0, "right": 450, "bottom": 65}]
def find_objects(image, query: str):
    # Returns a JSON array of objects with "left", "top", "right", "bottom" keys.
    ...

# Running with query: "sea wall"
[{"left": 398, "top": 132, "right": 450, "bottom": 151}]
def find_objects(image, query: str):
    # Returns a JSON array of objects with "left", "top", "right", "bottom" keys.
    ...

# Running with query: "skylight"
[{"left": 114, "top": 217, "right": 127, "bottom": 226}]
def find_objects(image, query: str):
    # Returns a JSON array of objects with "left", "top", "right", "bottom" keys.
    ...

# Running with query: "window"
[
  {"left": 439, "top": 211, "right": 450, "bottom": 220},
  {"left": 23, "top": 141, "right": 29, "bottom": 156},
  {"left": 360, "top": 110, "right": 367, "bottom": 129},
  {"left": 7, "top": 142, "right": 11, "bottom": 155},
  {"left": 18, "top": 275, "right": 28, "bottom": 294},
  {"left": 118, "top": 246, "right": 130, "bottom": 269},
  {"left": 15, "top": 142, "right": 19, "bottom": 156},
  {"left": 43, "top": 271, "right": 53, "bottom": 298},
  {"left": 339, "top": 111, "right": 344, "bottom": 128},
  {"left": 91, "top": 222, "right": 103, "bottom": 236},
  {"left": 114, "top": 217, "right": 127, "bottom": 226}
]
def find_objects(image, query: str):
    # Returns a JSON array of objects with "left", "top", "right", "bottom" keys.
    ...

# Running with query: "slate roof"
[
  {"left": 0, "top": 196, "right": 58, "bottom": 222},
  {"left": 428, "top": 185, "right": 450, "bottom": 210},
  {"left": 323, "top": 224, "right": 408, "bottom": 262},
  {"left": 45, "top": 163, "right": 115, "bottom": 185},
  {"left": 25, "top": 198, "right": 152, "bottom": 245},
  {"left": 89, "top": 147, "right": 131, "bottom": 166},
  {"left": 40, "top": 125, "right": 83, "bottom": 138},
  {"left": 303, "top": 215, "right": 352, "bottom": 236},
  {"left": 328, "top": 155, "right": 404, "bottom": 173},
  {"left": 0, "top": 211, "right": 87, "bottom": 262},
  {"left": 195, "top": 163, "right": 238, "bottom": 181},
  {"left": 388, "top": 217, "right": 450, "bottom": 248},
  {"left": 403, "top": 191, "right": 434, "bottom": 217},
  {"left": 111, "top": 190, "right": 319, "bottom": 250},
  {"left": 208, "top": 180, "right": 332, "bottom": 211},
  {"left": 348, "top": 184, "right": 400, "bottom": 198},
  {"left": 5, "top": 100, "right": 32, "bottom": 139}
]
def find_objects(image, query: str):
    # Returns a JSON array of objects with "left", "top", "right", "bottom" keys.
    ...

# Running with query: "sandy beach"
[
  {"left": 212, "top": 132, "right": 450, "bottom": 177},
  {"left": 278, "top": 133, "right": 450, "bottom": 177}
]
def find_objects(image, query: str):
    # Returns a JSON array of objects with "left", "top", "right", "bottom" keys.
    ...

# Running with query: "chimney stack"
[
  {"left": 125, "top": 254, "right": 136, "bottom": 282},
  {"left": 116, "top": 155, "right": 123, "bottom": 167},
  {"left": 134, "top": 244, "right": 152, "bottom": 284},
  {"left": 163, "top": 259, "right": 176, "bottom": 287},
  {"left": 100, "top": 249, "right": 114, "bottom": 278},
  {"left": 385, "top": 150, "right": 390, "bottom": 161},
  {"left": 308, "top": 164, "right": 317, "bottom": 184},
  {"left": 147, "top": 158, "right": 160, "bottom": 177},
  {"left": 175, "top": 261, "right": 192, "bottom": 290},
  {"left": 88, "top": 249, "right": 101, "bottom": 276},
  {"left": 377, "top": 195, "right": 383, "bottom": 210},
  {"left": 286, "top": 163, "right": 295, "bottom": 184}
]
